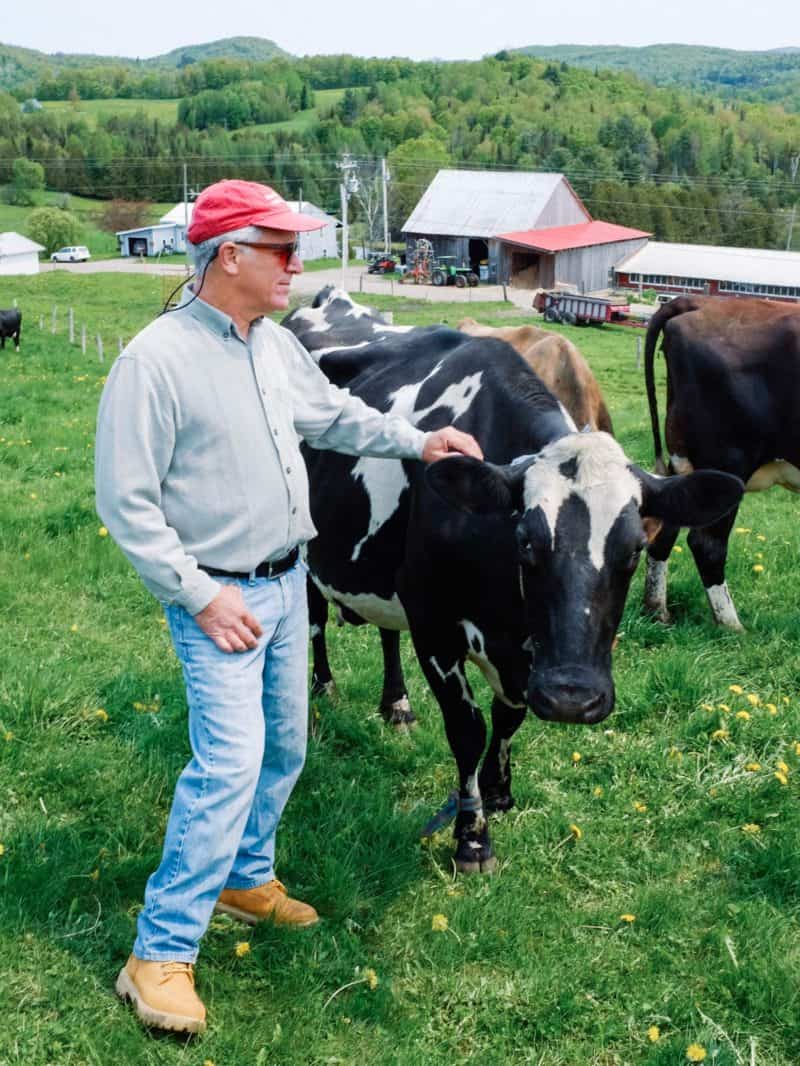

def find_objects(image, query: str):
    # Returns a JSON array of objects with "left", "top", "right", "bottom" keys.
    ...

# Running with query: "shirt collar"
[{"left": 181, "top": 286, "right": 264, "bottom": 341}]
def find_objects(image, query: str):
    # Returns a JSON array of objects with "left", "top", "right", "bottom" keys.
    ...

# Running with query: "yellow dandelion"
[
  {"left": 794, "top": 742, "right": 800, "bottom": 757},
  {"left": 633, "top": 801, "right": 648, "bottom": 813},
  {"left": 89, "top": 868, "right": 100, "bottom": 881},
  {"left": 668, "top": 746, "right": 683, "bottom": 761},
  {"left": 774, "top": 771, "right": 789, "bottom": 786},
  {"left": 734, "top": 527, "right": 751, "bottom": 534},
  {"left": 0, "top": 843, "right": 5, "bottom": 857},
  {"left": 729, "top": 684, "right": 744, "bottom": 695},
  {"left": 776, "top": 760, "right": 789, "bottom": 775},
  {"left": 754, "top": 552, "right": 763, "bottom": 559},
  {"left": 672, "top": 545, "right": 683, "bottom": 554},
  {"left": 746, "top": 694, "right": 760, "bottom": 706},
  {"left": 701, "top": 702, "right": 714, "bottom": 712},
  {"left": 70, "top": 624, "right": 78, "bottom": 633},
  {"left": 94, "top": 708, "right": 109, "bottom": 723},
  {"left": 29, "top": 492, "right": 37, "bottom": 500},
  {"left": 431, "top": 913, "right": 449, "bottom": 932},
  {"left": 718, "top": 703, "right": 730, "bottom": 713},
  {"left": 234, "top": 941, "right": 251, "bottom": 957},
  {"left": 766, "top": 703, "right": 778, "bottom": 715},
  {"left": 753, "top": 564, "right": 764, "bottom": 573},
  {"left": 98, "top": 526, "right": 108, "bottom": 537},
  {"left": 735, "top": 711, "right": 750, "bottom": 721},
  {"left": 364, "top": 968, "right": 379, "bottom": 990},
  {"left": 593, "top": 786, "right": 604, "bottom": 797},
  {"left": 711, "top": 729, "right": 729, "bottom": 741},
  {"left": 4, "top": 731, "right": 13, "bottom": 742},
  {"left": 203, "top": 1060, "right": 216, "bottom": 1066},
  {"left": 571, "top": 751, "right": 582, "bottom": 764},
  {"left": 782, "top": 696, "right": 790, "bottom": 706},
  {"left": 569, "top": 823, "right": 582, "bottom": 840},
  {"left": 619, "top": 913, "right": 636, "bottom": 923},
  {"left": 647, "top": 1025, "right": 661, "bottom": 1043},
  {"left": 23, "top": 552, "right": 30, "bottom": 560},
  {"left": 756, "top": 534, "right": 766, "bottom": 542},
  {"left": 742, "top": 823, "right": 761, "bottom": 834},
  {"left": 744, "top": 762, "right": 761, "bottom": 772},
  {"left": 686, "top": 1044, "right": 707, "bottom": 1062}
]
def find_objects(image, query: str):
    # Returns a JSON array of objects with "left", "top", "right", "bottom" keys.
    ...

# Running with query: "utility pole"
[
  {"left": 336, "top": 154, "right": 359, "bottom": 289},
  {"left": 183, "top": 162, "right": 188, "bottom": 232},
  {"left": 788, "top": 203, "right": 797, "bottom": 252},
  {"left": 381, "top": 157, "right": 390, "bottom": 254}
]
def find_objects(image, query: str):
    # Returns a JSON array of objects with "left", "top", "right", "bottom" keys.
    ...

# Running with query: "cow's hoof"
[
  {"left": 483, "top": 789, "right": 514, "bottom": 814},
  {"left": 454, "top": 853, "right": 497, "bottom": 875},
  {"left": 454, "top": 837, "right": 496, "bottom": 875},
  {"left": 311, "top": 677, "right": 337, "bottom": 699},
  {"left": 380, "top": 695, "right": 417, "bottom": 730}
]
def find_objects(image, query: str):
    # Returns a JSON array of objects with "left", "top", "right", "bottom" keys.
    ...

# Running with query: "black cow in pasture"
[
  {"left": 284, "top": 288, "right": 743, "bottom": 872},
  {"left": 644, "top": 295, "right": 800, "bottom": 630},
  {"left": 0, "top": 309, "right": 22, "bottom": 351}
]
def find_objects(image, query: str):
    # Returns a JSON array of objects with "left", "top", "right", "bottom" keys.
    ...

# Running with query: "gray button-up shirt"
[{"left": 95, "top": 295, "right": 428, "bottom": 616}]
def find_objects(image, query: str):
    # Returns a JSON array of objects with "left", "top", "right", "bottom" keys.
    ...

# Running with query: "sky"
[{"left": 7, "top": 0, "right": 800, "bottom": 61}]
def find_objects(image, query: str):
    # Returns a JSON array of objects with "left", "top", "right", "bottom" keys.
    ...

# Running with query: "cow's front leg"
[
  {"left": 479, "top": 697, "right": 527, "bottom": 813},
  {"left": 687, "top": 507, "right": 743, "bottom": 630},
  {"left": 643, "top": 522, "right": 680, "bottom": 623},
  {"left": 308, "top": 577, "right": 336, "bottom": 698},
  {"left": 378, "top": 628, "right": 416, "bottom": 729},
  {"left": 415, "top": 641, "right": 495, "bottom": 873}
]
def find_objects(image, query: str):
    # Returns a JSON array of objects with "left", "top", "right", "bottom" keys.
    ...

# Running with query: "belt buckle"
[{"left": 265, "top": 559, "right": 275, "bottom": 579}]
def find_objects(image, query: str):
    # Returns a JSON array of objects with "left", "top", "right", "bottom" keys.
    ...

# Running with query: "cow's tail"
[{"left": 644, "top": 296, "right": 702, "bottom": 475}]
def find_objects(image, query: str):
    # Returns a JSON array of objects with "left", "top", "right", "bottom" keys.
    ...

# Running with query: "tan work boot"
[
  {"left": 215, "top": 878, "right": 319, "bottom": 927},
  {"left": 115, "top": 954, "right": 207, "bottom": 1034}
]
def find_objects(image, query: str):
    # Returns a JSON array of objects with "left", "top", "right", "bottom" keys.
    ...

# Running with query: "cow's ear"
[
  {"left": 426, "top": 457, "right": 522, "bottom": 515},
  {"left": 632, "top": 466, "right": 744, "bottom": 528}
]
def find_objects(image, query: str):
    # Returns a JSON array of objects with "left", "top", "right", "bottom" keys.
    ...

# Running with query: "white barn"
[
  {"left": 0, "top": 232, "right": 44, "bottom": 275},
  {"left": 286, "top": 202, "right": 340, "bottom": 261}
]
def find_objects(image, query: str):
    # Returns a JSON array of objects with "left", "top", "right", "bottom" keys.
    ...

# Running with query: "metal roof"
[
  {"left": 0, "top": 231, "right": 44, "bottom": 256},
  {"left": 116, "top": 223, "right": 180, "bottom": 237},
  {"left": 402, "top": 169, "right": 583, "bottom": 237},
  {"left": 617, "top": 241, "right": 800, "bottom": 287},
  {"left": 159, "top": 202, "right": 194, "bottom": 225},
  {"left": 498, "top": 220, "right": 650, "bottom": 253},
  {"left": 287, "top": 201, "right": 340, "bottom": 225}
]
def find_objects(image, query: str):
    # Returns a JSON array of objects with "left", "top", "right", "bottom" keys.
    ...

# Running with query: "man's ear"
[
  {"left": 426, "top": 456, "right": 526, "bottom": 515},
  {"left": 631, "top": 466, "right": 745, "bottom": 528}
]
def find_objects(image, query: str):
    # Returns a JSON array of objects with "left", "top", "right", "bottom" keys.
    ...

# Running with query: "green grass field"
[
  {"left": 246, "top": 88, "right": 346, "bottom": 134},
  {"left": 1, "top": 275, "right": 799, "bottom": 1064},
  {"left": 40, "top": 98, "right": 180, "bottom": 125}
]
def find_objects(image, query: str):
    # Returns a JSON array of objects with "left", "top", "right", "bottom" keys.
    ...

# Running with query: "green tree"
[
  {"left": 27, "top": 207, "right": 80, "bottom": 255},
  {"left": 10, "top": 157, "right": 45, "bottom": 206}
]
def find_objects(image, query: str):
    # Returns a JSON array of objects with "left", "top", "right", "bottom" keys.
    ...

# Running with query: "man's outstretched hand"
[{"left": 422, "top": 426, "right": 483, "bottom": 464}]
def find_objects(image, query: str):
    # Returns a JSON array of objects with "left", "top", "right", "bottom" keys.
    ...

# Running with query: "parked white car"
[{"left": 51, "top": 246, "right": 91, "bottom": 263}]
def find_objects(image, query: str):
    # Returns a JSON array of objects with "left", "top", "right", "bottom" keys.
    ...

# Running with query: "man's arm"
[
  {"left": 282, "top": 330, "right": 483, "bottom": 463},
  {"left": 95, "top": 357, "right": 263, "bottom": 652}
]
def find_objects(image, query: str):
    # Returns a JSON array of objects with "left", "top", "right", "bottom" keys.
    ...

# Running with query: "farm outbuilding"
[
  {"left": 0, "top": 232, "right": 44, "bottom": 275},
  {"left": 116, "top": 222, "right": 187, "bottom": 258},
  {"left": 402, "top": 169, "right": 651, "bottom": 289},
  {"left": 496, "top": 220, "right": 650, "bottom": 292},
  {"left": 615, "top": 241, "right": 800, "bottom": 303},
  {"left": 285, "top": 201, "right": 340, "bottom": 261}
]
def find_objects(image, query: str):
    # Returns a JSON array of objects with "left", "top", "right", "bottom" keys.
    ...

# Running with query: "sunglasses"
[{"left": 234, "top": 240, "right": 299, "bottom": 267}]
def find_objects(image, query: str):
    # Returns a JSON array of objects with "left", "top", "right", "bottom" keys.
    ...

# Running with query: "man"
[{"left": 95, "top": 179, "right": 482, "bottom": 1035}]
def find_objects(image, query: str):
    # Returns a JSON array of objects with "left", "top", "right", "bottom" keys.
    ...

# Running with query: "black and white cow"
[
  {"left": 285, "top": 288, "right": 743, "bottom": 872},
  {"left": 0, "top": 309, "right": 22, "bottom": 351}
]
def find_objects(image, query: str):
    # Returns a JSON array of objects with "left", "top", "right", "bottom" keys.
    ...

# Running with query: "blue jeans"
[{"left": 133, "top": 560, "right": 309, "bottom": 962}]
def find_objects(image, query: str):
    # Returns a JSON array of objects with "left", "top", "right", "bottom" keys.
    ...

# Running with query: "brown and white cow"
[
  {"left": 644, "top": 294, "right": 800, "bottom": 629},
  {"left": 457, "top": 317, "right": 613, "bottom": 434}
]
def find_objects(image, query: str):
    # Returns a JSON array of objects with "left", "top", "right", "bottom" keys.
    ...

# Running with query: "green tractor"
[{"left": 431, "top": 256, "right": 479, "bottom": 288}]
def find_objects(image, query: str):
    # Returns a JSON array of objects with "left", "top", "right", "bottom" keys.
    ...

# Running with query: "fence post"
[
  {"left": 51, "top": 305, "right": 57, "bottom": 334},
  {"left": 96, "top": 335, "right": 104, "bottom": 363},
  {"left": 68, "top": 308, "right": 74, "bottom": 344},
  {"left": 636, "top": 336, "right": 642, "bottom": 371},
  {"left": 81, "top": 324, "right": 87, "bottom": 355}
]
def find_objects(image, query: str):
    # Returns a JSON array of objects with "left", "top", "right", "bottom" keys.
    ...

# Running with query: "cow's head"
[{"left": 427, "top": 432, "right": 743, "bottom": 726}]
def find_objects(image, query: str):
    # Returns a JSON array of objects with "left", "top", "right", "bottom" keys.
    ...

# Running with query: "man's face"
[{"left": 226, "top": 227, "right": 302, "bottom": 314}]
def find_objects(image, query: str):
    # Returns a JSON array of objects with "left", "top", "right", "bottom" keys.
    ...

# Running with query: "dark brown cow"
[
  {"left": 644, "top": 294, "right": 800, "bottom": 629},
  {"left": 457, "top": 317, "right": 613, "bottom": 434}
]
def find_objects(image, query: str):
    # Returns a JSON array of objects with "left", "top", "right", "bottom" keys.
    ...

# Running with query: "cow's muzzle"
[{"left": 528, "top": 666, "right": 613, "bottom": 725}]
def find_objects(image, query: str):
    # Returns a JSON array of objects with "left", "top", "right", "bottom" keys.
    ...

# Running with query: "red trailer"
[{"left": 533, "top": 290, "right": 631, "bottom": 325}]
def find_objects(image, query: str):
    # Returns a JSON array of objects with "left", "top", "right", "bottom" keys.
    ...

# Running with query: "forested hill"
[
  {"left": 514, "top": 44, "right": 800, "bottom": 111},
  {"left": 0, "top": 37, "right": 288, "bottom": 95},
  {"left": 2, "top": 48, "right": 800, "bottom": 249}
]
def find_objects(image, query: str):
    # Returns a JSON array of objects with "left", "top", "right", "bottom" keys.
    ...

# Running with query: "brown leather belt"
[{"left": 199, "top": 547, "right": 299, "bottom": 581}]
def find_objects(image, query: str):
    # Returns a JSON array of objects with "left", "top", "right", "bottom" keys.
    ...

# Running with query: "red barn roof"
[{"left": 497, "top": 220, "right": 650, "bottom": 253}]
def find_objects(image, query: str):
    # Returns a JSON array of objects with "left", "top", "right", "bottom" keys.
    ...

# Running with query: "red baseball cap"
[{"left": 187, "top": 179, "right": 326, "bottom": 244}]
